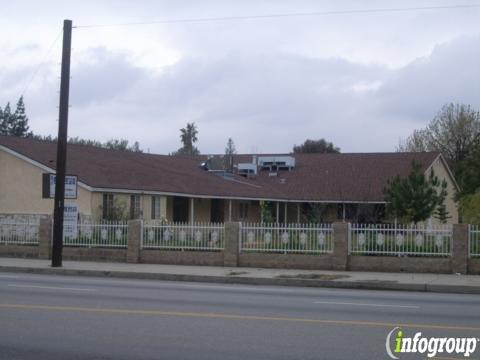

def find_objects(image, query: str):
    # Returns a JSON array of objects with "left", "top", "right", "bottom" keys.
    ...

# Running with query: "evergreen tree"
[
  {"left": 384, "top": 161, "right": 445, "bottom": 224},
  {"left": 434, "top": 179, "right": 451, "bottom": 224},
  {"left": 225, "top": 138, "right": 236, "bottom": 155},
  {"left": 0, "top": 97, "right": 32, "bottom": 137},
  {"left": 456, "top": 142, "right": 480, "bottom": 199},
  {"left": 1, "top": 103, "right": 12, "bottom": 135},
  {"left": 0, "top": 106, "right": 5, "bottom": 135},
  {"left": 11, "top": 97, "right": 31, "bottom": 137}
]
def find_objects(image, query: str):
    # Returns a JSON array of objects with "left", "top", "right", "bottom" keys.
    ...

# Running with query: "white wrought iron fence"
[
  {"left": 469, "top": 225, "right": 480, "bottom": 258},
  {"left": 142, "top": 222, "right": 224, "bottom": 251},
  {"left": 349, "top": 224, "right": 452, "bottom": 256},
  {"left": 240, "top": 223, "right": 333, "bottom": 254},
  {"left": 0, "top": 220, "right": 39, "bottom": 245},
  {"left": 63, "top": 220, "right": 128, "bottom": 248}
]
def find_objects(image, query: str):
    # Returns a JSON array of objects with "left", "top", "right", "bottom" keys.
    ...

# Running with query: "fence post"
[
  {"left": 38, "top": 216, "right": 53, "bottom": 260},
  {"left": 127, "top": 220, "right": 142, "bottom": 263},
  {"left": 452, "top": 224, "right": 468, "bottom": 274},
  {"left": 332, "top": 222, "right": 349, "bottom": 270},
  {"left": 224, "top": 222, "right": 240, "bottom": 267}
]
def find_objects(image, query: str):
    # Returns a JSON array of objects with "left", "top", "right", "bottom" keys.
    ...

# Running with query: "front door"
[{"left": 173, "top": 197, "right": 189, "bottom": 222}]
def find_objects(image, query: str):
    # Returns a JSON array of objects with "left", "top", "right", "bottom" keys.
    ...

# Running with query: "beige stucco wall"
[
  {"left": 0, "top": 148, "right": 92, "bottom": 216},
  {"left": 427, "top": 157, "right": 459, "bottom": 224},
  {"left": 190, "top": 198, "right": 211, "bottom": 222}
]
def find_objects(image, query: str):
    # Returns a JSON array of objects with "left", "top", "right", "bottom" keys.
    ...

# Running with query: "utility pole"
[{"left": 52, "top": 19, "right": 72, "bottom": 267}]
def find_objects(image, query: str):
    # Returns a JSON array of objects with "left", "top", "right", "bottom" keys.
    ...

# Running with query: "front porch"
[{"left": 162, "top": 196, "right": 385, "bottom": 224}]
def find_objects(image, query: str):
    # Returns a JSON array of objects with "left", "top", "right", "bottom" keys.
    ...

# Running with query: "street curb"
[{"left": 1, "top": 265, "right": 480, "bottom": 294}]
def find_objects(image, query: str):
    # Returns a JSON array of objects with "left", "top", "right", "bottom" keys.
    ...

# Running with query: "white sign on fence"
[{"left": 63, "top": 203, "right": 78, "bottom": 239}]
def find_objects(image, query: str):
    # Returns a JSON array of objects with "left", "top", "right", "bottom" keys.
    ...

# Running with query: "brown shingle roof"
[{"left": 0, "top": 135, "right": 440, "bottom": 202}]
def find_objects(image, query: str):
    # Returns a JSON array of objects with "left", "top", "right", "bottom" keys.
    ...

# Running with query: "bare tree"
[{"left": 397, "top": 103, "right": 480, "bottom": 171}]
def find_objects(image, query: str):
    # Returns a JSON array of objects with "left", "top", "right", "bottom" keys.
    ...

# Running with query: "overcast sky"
[{"left": 1, "top": 0, "right": 479, "bottom": 154}]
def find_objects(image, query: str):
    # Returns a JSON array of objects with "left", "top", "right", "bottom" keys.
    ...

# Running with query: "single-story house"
[{"left": 0, "top": 135, "right": 459, "bottom": 224}]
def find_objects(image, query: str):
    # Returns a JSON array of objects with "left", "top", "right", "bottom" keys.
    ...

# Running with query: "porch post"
[
  {"left": 297, "top": 203, "right": 300, "bottom": 223},
  {"left": 342, "top": 203, "right": 346, "bottom": 222},
  {"left": 276, "top": 202, "right": 280, "bottom": 223},
  {"left": 228, "top": 199, "right": 232, "bottom": 221},
  {"left": 190, "top": 198, "right": 195, "bottom": 223},
  {"left": 284, "top": 203, "right": 288, "bottom": 223}
]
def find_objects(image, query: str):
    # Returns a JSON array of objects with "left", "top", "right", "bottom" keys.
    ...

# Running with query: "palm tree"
[{"left": 177, "top": 122, "right": 199, "bottom": 155}]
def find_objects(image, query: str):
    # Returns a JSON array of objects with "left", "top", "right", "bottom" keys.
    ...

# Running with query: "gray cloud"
[
  {"left": 70, "top": 47, "right": 146, "bottom": 106},
  {"left": 377, "top": 36, "right": 480, "bottom": 123},
  {"left": 3, "top": 31, "right": 480, "bottom": 155}
]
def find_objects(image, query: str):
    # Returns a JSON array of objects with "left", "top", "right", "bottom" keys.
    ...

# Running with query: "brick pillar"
[
  {"left": 224, "top": 222, "right": 240, "bottom": 267},
  {"left": 38, "top": 216, "right": 53, "bottom": 259},
  {"left": 452, "top": 224, "right": 468, "bottom": 274},
  {"left": 127, "top": 220, "right": 142, "bottom": 263},
  {"left": 332, "top": 222, "right": 349, "bottom": 270}
]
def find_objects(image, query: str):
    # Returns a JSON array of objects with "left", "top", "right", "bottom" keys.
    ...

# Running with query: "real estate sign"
[
  {"left": 63, "top": 202, "right": 78, "bottom": 239},
  {"left": 42, "top": 173, "right": 78, "bottom": 199}
]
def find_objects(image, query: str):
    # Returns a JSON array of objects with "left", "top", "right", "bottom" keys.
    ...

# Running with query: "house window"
[
  {"left": 239, "top": 202, "right": 249, "bottom": 220},
  {"left": 102, "top": 193, "right": 114, "bottom": 220},
  {"left": 151, "top": 196, "right": 161, "bottom": 219},
  {"left": 130, "top": 195, "right": 141, "bottom": 219}
]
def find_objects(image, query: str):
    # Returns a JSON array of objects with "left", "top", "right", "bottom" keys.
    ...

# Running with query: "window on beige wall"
[
  {"left": 102, "top": 193, "right": 114, "bottom": 220},
  {"left": 151, "top": 196, "right": 161, "bottom": 219},
  {"left": 130, "top": 195, "right": 141, "bottom": 219}
]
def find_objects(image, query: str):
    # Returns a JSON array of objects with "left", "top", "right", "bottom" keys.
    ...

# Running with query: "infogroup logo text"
[{"left": 386, "top": 327, "right": 479, "bottom": 359}]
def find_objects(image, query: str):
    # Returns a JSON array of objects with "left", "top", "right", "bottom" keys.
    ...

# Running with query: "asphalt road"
[{"left": 1, "top": 272, "right": 479, "bottom": 360}]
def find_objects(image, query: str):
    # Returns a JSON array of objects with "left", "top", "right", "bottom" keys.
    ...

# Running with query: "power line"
[
  {"left": 21, "top": 29, "right": 62, "bottom": 97},
  {"left": 74, "top": 4, "right": 480, "bottom": 29}
]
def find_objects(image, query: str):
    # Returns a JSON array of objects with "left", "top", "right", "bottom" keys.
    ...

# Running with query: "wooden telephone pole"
[{"left": 52, "top": 19, "right": 72, "bottom": 267}]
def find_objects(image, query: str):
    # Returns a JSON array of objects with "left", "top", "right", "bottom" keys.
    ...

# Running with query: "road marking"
[
  {"left": 314, "top": 301, "right": 419, "bottom": 309},
  {"left": 181, "top": 284, "right": 296, "bottom": 292},
  {"left": 7, "top": 284, "right": 96, "bottom": 292},
  {"left": 0, "top": 303, "right": 478, "bottom": 332}
]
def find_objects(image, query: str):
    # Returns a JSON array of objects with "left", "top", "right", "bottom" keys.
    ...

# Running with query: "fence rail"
[
  {"left": 470, "top": 225, "right": 480, "bottom": 258},
  {"left": 240, "top": 223, "right": 333, "bottom": 254},
  {"left": 0, "top": 220, "right": 39, "bottom": 245},
  {"left": 142, "top": 222, "right": 224, "bottom": 251},
  {"left": 349, "top": 224, "right": 452, "bottom": 256},
  {"left": 63, "top": 221, "right": 128, "bottom": 248}
]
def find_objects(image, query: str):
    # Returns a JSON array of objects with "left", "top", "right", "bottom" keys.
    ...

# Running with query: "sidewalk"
[{"left": 1, "top": 257, "right": 479, "bottom": 294}]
